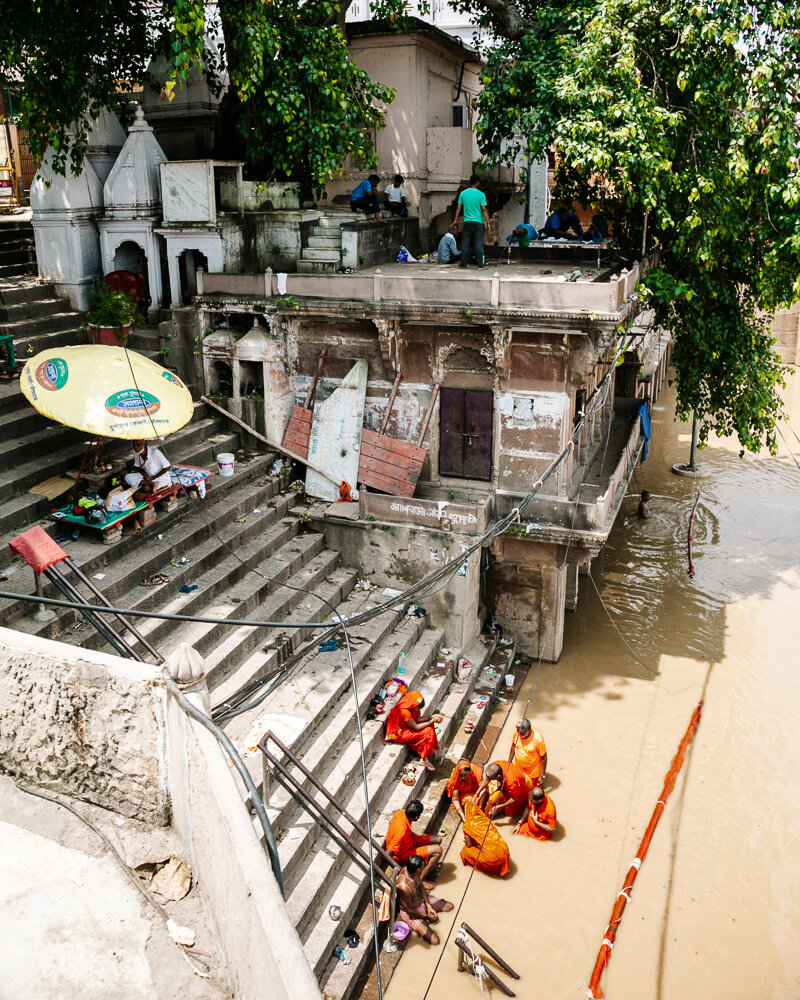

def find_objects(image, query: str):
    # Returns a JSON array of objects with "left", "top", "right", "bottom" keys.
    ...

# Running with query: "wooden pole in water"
[{"left": 587, "top": 700, "right": 703, "bottom": 999}]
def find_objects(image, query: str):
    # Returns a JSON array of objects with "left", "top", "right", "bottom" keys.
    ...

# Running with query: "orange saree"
[
  {"left": 385, "top": 690, "right": 439, "bottom": 760},
  {"left": 460, "top": 801, "right": 511, "bottom": 877}
]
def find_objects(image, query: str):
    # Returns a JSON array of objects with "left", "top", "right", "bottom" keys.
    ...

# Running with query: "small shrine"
[{"left": 98, "top": 106, "right": 167, "bottom": 321}]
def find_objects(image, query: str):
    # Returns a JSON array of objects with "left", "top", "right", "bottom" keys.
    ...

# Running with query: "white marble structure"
[
  {"left": 201, "top": 316, "right": 295, "bottom": 444},
  {"left": 156, "top": 160, "right": 244, "bottom": 308},
  {"left": 30, "top": 138, "right": 104, "bottom": 311},
  {"left": 98, "top": 107, "right": 167, "bottom": 321}
]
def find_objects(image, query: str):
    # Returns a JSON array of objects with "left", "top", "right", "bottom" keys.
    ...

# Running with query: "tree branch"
[{"left": 466, "top": 0, "right": 535, "bottom": 40}]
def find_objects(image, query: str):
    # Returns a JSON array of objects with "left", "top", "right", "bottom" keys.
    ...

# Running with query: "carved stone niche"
[
  {"left": 433, "top": 342, "right": 495, "bottom": 387},
  {"left": 372, "top": 318, "right": 401, "bottom": 376}
]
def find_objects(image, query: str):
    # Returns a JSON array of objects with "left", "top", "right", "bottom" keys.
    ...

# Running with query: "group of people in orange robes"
[
  {"left": 381, "top": 684, "right": 558, "bottom": 944},
  {"left": 446, "top": 717, "right": 557, "bottom": 876}
]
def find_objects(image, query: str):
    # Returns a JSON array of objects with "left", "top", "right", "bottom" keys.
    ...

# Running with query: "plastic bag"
[{"left": 396, "top": 246, "right": 418, "bottom": 263}]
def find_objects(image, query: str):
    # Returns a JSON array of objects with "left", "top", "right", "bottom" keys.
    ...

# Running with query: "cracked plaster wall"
[{"left": 0, "top": 628, "right": 169, "bottom": 825}]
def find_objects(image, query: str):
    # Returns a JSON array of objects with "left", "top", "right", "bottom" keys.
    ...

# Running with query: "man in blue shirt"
[
  {"left": 544, "top": 205, "right": 583, "bottom": 239},
  {"left": 506, "top": 223, "right": 538, "bottom": 246},
  {"left": 453, "top": 174, "right": 490, "bottom": 268},
  {"left": 350, "top": 174, "right": 385, "bottom": 222}
]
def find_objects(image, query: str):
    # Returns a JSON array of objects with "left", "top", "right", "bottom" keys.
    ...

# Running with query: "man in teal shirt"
[{"left": 453, "top": 174, "right": 489, "bottom": 268}]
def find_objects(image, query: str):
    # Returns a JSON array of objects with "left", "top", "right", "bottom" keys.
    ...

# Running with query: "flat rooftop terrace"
[{"left": 198, "top": 254, "right": 655, "bottom": 324}]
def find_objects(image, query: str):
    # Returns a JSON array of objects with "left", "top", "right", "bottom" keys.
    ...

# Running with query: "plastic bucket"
[
  {"left": 217, "top": 452, "right": 235, "bottom": 477},
  {"left": 392, "top": 921, "right": 410, "bottom": 942}
]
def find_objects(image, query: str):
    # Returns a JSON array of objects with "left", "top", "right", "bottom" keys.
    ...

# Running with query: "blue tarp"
[{"left": 638, "top": 403, "right": 651, "bottom": 462}]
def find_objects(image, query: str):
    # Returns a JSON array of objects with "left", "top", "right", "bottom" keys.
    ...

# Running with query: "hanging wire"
[{"left": 120, "top": 341, "right": 385, "bottom": 994}]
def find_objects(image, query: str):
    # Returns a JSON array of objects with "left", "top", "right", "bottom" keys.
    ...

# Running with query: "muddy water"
[{"left": 386, "top": 373, "right": 800, "bottom": 1000}]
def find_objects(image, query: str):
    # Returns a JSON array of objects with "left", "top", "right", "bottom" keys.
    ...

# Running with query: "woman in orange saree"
[
  {"left": 385, "top": 690, "right": 442, "bottom": 771},
  {"left": 460, "top": 800, "right": 511, "bottom": 877},
  {"left": 445, "top": 759, "right": 483, "bottom": 821}
]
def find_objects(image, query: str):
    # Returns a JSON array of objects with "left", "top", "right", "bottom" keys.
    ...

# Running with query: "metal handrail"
[
  {"left": 260, "top": 730, "right": 399, "bottom": 871},
  {"left": 258, "top": 730, "right": 401, "bottom": 942},
  {"left": 260, "top": 741, "right": 394, "bottom": 890}
]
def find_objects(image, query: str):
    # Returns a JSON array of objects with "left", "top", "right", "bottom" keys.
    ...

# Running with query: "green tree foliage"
[
  {"left": 462, "top": 0, "right": 800, "bottom": 452},
  {"left": 216, "top": 0, "right": 395, "bottom": 196},
  {"left": 0, "top": 0, "right": 405, "bottom": 192}
]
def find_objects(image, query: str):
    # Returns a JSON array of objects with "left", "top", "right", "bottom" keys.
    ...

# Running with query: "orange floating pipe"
[{"left": 587, "top": 700, "right": 703, "bottom": 998}]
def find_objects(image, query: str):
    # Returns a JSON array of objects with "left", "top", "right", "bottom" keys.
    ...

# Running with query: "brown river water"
[{"left": 386, "top": 373, "right": 800, "bottom": 1000}]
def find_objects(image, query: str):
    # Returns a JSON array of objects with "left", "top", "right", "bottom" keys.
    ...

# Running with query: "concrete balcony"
[
  {"left": 197, "top": 257, "right": 653, "bottom": 326},
  {"left": 495, "top": 410, "right": 645, "bottom": 544}
]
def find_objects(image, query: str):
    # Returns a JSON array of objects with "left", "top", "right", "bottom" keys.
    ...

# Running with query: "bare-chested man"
[{"left": 395, "top": 855, "right": 454, "bottom": 945}]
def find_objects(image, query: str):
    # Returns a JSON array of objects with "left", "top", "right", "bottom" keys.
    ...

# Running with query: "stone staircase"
[
  {"left": 0, "top": 378, "right": 508, "bottom": 999},
  {"left": 298, "top": 210, "right": 362, "bottom": 274}
]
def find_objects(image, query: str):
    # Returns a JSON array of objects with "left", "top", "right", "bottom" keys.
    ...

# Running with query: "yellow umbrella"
[{"left": 20, "top": 345, "right": 194, "bottom": 440}]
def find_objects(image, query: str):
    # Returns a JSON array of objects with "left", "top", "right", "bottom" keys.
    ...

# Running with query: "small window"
[{"left": 451, "top": 102, "right": 468, "bottom": 128}]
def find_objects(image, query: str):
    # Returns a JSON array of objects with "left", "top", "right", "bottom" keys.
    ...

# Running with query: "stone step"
[
  {"left": 203, "top": 561, "right": 361, "bottom": 700},
  {"left": 273, "top": 622, "right": 441, "bottom": 896},
  {"left": 56, "top": 498, "right": 300, "bottom": 656},
  {"left": 209, "top": 582, "right": 375, "bottom": 723},
  {"left": 297, "top": 260, "right": 340, "bottom": 274},
  {"left": 0, "top": 419, "right": 85, "bottom": 469},
  {"left": 137, "top": 525, "right": 324, "bottom": 658},
  {"left": 0, "top": 409, "right": 242, "bottom": 539},
  {"left": 0, "top": 297, "right": 75, "bottom": 324},
  {"left": 316, "top": 214, "right": 361, "bottom": 227},
  {"left": 294, "top": 636, "right": 495, "bottom": 981},
  {"left": 0, "top": 408, "right": 226, "bottom": 498},
  {"left": 0, "top": 262, "right": 36, "bottom": 279},
  {"left": 301, "top": 248, "right": 342, "bottom": 262},
  {"left": 0, "top": 456, "right": 280, "bottom": 629},
  {"left": 0, "top": 310, "right": 83, "bottom": 339},
  {"left": 307, "top": 236, "right": 342, "bottom": 250},
  {"left": 0, "top": 279, "right": 58, "bottom": 306},
  {"left": 0, "top": 224, "right": 34, "bottom": 245},
  {"left": 0, "top": 398, "right": 50, "bottom": 438},
  {"left": 204, "top": 556, "right": 357, "bottom": 709},
  {"left": 319, "top": 638, "right": 513, "bottom": 1000},
  {"left": 0, "top": 247, "right": 30, "bottom": 266}
]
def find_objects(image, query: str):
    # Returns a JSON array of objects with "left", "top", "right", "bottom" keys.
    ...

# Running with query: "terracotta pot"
[{"left": 89, "top": 324, "right": 131, "bottom": 347}]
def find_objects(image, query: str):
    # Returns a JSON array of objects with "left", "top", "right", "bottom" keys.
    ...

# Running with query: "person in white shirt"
[
  {"left": 125, "top": 439, "right": 172, "bottom": 493},
  {"left": 384, "top": 174, "right": 409, "bottom": 218}
]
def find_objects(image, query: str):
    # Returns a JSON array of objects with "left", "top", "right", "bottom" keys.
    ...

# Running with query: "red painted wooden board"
[
  {"left": 282, "top": 406, "right": 312, "bottom": 459},
  {"left": 358, "top": 429, "right": 427, "bottom": 497}
]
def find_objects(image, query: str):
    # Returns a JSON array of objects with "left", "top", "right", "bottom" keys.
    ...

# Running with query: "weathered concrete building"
[{"left": 196, "top": 252, "right": 668, "bottom": 661}]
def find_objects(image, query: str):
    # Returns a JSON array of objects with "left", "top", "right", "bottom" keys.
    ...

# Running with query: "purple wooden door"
[{"left": 439, "top": 388, "right": 493, "bottom": 481}]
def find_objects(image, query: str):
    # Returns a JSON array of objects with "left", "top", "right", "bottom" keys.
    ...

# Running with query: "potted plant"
[{"left": 83, "top": 282, "right": 142, "bottom": 346}]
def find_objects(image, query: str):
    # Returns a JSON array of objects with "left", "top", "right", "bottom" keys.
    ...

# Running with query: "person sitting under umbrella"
[{"left": 125, "top": 439, "right": 172, "bottom": 495}]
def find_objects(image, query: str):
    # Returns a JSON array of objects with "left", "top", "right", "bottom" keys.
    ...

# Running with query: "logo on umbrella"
[
  {"left": 35, "top": 358, "right": 69, "bottom": 391},
  {"left": 161, "top": 370, "right": 185, "bottom": 388},
  {"left": 105, "top": 389, "right": 161, "bottom": 417}
]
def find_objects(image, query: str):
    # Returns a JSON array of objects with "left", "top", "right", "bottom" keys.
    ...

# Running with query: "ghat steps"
[{"left": 0, "top": 378, "right": 507, "bottom": 998}]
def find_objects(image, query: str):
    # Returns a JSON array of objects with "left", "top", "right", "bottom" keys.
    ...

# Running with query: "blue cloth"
[
  {"left": 351, "top": 178, "right": 373, "bottom": 201},
  {"left": 544, "top": 209, "right": 564, "bottom": 233},
  {"left": 638, "top": 403, "right": 651, "bottom": 462}
]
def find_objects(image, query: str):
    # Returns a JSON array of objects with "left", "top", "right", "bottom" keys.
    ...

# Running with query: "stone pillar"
[
  {"left": 167, "top": 252, "right": 182, "bottom": 308},
  {"left": 485, "top": 538, "right": 568, "bottom": 662}
]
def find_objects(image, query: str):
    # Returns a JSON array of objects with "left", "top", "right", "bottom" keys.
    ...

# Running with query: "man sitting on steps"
[
  {"left": 384, "top": 799, "right": 442, "bottom": 884},
  {"left": 396, "top": 855, "right": 454, "bottom": 945}
]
